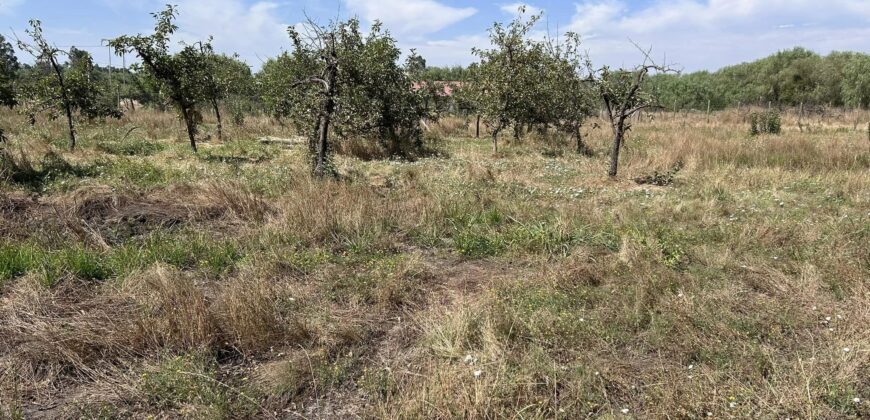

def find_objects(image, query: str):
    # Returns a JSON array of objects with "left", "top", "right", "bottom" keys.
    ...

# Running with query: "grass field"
[{"left": 1, "top": 108, "right": 868, "bottom": 419}]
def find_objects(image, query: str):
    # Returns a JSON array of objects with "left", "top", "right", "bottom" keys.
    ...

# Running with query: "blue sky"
[{"left": 2, "top": 0, "right": 870, "bottom": 71}]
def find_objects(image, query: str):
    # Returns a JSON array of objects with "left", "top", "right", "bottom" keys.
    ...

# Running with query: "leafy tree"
[
  {"left": 268, "top": 18, "right": 428, "bottom": 176},
  {"left": 466, "top": 10, "right": 542, "bottom": 152},
  {"left": 109, "top": 5, "right": 204, "bottom": 152},
  {"left": 0, "top": 35, "right": 19, "bottom": 108},
  {"left": 16, "top": 20, "right": 78, "bottom": 150}
]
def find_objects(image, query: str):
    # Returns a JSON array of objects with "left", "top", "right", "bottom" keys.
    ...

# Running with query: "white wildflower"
[{"left": 473, "top": 369, "right": 482, "bottom": 378}]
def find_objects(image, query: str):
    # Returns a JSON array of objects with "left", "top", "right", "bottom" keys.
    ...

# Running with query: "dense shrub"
[{"left": 749, "top": 110, "right": 782, "bottom": 135}]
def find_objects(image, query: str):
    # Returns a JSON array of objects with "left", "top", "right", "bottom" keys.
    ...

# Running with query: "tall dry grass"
[{"left": 0, "top": 106, "right": 868, "bottom": 418}]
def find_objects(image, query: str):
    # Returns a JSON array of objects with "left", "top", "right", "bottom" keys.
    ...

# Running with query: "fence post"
[
  {"left": 798, "top": 102, "right": 804, "bottom": 132},
  {"left": 706, "top": 100, "right": 711, "bottom": 123}
]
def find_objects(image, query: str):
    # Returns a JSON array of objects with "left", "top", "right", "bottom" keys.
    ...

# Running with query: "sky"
[{"left": 2, "top": 0, "right": 870, "bottom": 72}]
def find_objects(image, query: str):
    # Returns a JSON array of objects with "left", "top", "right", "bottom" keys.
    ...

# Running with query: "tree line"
[
  {"left": 649, "top": 48, "right": 870, "bottom": 111},
  {"left": 3, "top": 6, "right": 864, "bottom": 179}
]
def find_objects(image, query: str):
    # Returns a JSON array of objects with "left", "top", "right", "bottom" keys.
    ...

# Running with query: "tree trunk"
[
  {"left": 314, "top": 51, "right": 338, "bottom": 178},
  {"left": 212, "top": 98, "right": 223, "bottom": 141},
  {"left": 491, "top": 126, "right": 500, "bottom": 153},
  {"left": 314, "top": 111, "right": 331, "bottom": 177},
  {"left": 182, "top": 106, "right": 198, "bottom": 153},
  {"left": 475, "top": 114, "right": 480, "bottom": 138},
  {"left": 62, "top": 99, "right": 76, "bottom": 151},
  {"left": 49, "top": 57, "right": 76, "bottom": 150},
  {"left": 608, "top": 123, "right": 625, "bottom": 177}
]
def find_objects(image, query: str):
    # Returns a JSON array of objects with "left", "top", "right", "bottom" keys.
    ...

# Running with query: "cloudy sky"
[{"left": 2, "top": 0, "right": 870, "bottom": 72}]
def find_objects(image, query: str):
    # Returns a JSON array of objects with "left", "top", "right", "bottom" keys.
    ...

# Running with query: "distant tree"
[
  {"left": 841, "top": 55, "right": 870, "bottom": 109},
  {"left": 16, "top": 20, "right": 77, "bottom": 150},
  {"left": 648, "top": 48, "right": 870, "bottom": 109},
  {"left": 406, "top": 49, "right": 448, "bottom": 119},
  {"left": 257, "top": 52, "right": 299, "bottom": 122},
  {"left": 421, "top": 65, "right": 468, "bottom": 81},
  {"left": 215, "top": 55, "right": 255, "bottom": 127},
  {"left": 196, "top": 41, "right": 253, "bottom": 139},
  {"left": 109, "top": 5, "right": 205, "bottom": 152},
  {"left": 0, "top": 35, "right": 19, "bottom": 108},
  {"left": 65, "top": 47, "right": 122, "bottom": 120}
]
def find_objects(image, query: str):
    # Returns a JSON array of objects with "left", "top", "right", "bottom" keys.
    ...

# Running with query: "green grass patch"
[
  {"left": 0, "top": 231, "right": 242, "bottom": 286},
  {"left": 98, "top": 137, "right": 166, "bottom": 157},
  {"left": 140, "top": 354, "right": 256, "bottom": 418},
  {"left": 201, "top": 140, "right": 277, "bottom": 164}
]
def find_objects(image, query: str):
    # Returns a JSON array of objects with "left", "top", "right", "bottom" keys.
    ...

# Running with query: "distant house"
[{"left": 411, "top": 81, "right": 463, "bottom": 97}]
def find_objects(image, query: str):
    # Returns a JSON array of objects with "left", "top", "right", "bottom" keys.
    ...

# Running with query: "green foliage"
[
  {"left": 196, "top": 43, "right": 254, "bottom": 136},
  {"left": 0, "top": 243, "right": 110, "bottom": 287},
  {"left": 65, "top": 48, "right": 123, "bottom": 120},
  {"left": 200, "top": 139, "right": 276, "bottom": 164},
  {"left": 650, "top": 47, "right": 870, "bottom": 109},
  {"left": 15, "top": 20, "right": 82, "bottom": 148},
  {"left": 1, "top": 151, "right": 100, "bottom": 192},
  {"left": 262, "top": 17, "right": 431, "bottom": 174},
  {"left": 465, "top": 10, "right": 543, "bottom": 144},
  {"left": 98, "top": 136, "right": 165, "bottom": 156},
  {"left": 465, "top": 9, "right": 597, "bottom": 152},
  {"left": 634, "top": 160, "right": 684, "bottom": 186},
  {"left": 0, "top": 35, "right": 19, "bottom": 107},
  {"left": 419, "top": 65, "right": 468, "bottom": 81},
  {"left": 749, "top": 110, "right": 782, "bottom": 135}
]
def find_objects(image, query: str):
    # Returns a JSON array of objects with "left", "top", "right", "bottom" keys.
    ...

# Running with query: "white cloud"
[
  {"left": 566, "top": 0, "right": 870, "bottom": 71},
  {"left": 344, "top": 0, "right": 476, "bottom": 36},
  {"left": 499, "top": 3, "right": 542, "bottom": 17},
  {"left": 0, "top": 0, "right": 23, "bottom": 15},
  {"left": 171, "top": 0, "right": 290, "bottom": 67},
  {"left": 403, "top": 33, "right": 488, "bottom": 66}
]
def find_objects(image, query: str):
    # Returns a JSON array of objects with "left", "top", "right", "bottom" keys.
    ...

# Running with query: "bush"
[{"left": 749, "top": 110, "right": 781, "bottom": 135}]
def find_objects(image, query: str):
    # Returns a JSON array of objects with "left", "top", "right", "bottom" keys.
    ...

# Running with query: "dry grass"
[{"left": 0, "top": 108, "right": 868, "bottom": 418}]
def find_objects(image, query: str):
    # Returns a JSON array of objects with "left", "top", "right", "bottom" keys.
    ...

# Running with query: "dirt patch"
[
  {"left": 60, "top": 185, "right": 228, "bottom": 244},
  {"left": 1, "top": 184, "right": 270, "bottom": 244}
]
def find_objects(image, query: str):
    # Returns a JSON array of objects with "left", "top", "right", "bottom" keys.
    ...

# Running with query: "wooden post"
[
  {"left": 798, "top": 102, "right": 804, "bottom": 132},
  {"left": 706, "top": 100, "right": 711, "bottom": 123},
  {"left": 673, "top": 99, "right": 678, "bottom": 120},
  {"left": 475, "top": 114, "right": 480, "bottom": 138}
]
